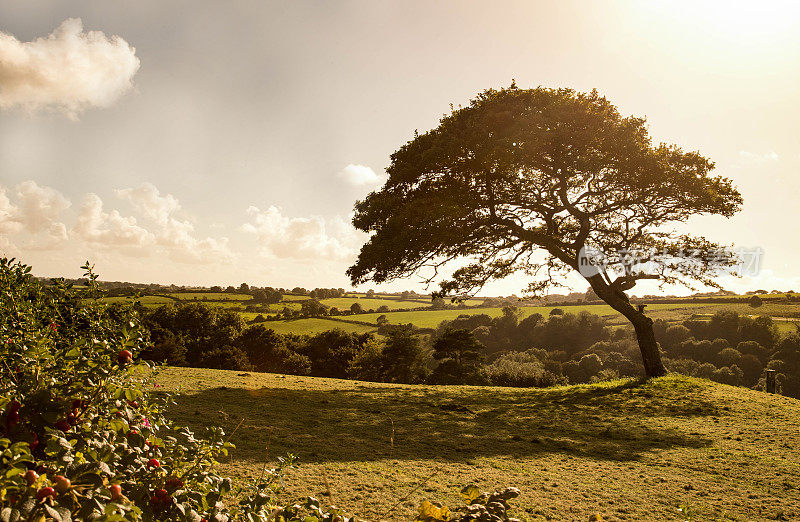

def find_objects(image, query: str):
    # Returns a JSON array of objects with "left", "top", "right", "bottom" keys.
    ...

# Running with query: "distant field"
[
  {"left": 319, "top": 297, "right": 427, "bottom": 311},
  {"left": 170, "top": 292, "right": 252, "bottom": 301},
  {"left": 250, "top": 317, "right": 377, "bottom": 335},
  {"left": 282, "top": 295, "right": 312, "bottom": 301},
  {"left": 158, "top": 367, "right": 800, "bottom": 520},
  {"left": 96, "top": 295, "right": 175, "bottom": 306},
  {"left": 239, "top": 301, "right": 760, "bottom": 334},
  {"left": 348, "top": 302, "right": 710, "bottom": 329},
  {"left": 97, "top": 293, "right": 800, "bottom": 335}
]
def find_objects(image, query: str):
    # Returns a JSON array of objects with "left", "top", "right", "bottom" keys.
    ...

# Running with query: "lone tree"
[{"left": 347, "top": 86, "right": 742, "bottom": 377}]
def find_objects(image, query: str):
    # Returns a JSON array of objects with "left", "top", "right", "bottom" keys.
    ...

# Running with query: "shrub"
[
  {"left": 429, "top": 329, "right": 485, "bottom": 385},
  {"left": 198, "top": 344, "right": 252, "bottom": 371},
  {"left": 0, "top": 258, "right": 352, "bottom": 521},
  {"left": 590, "top": 368, "right": 620, "bottom": 383},
  {"left": 711, "top": 365, "right": 744, "bottom": 386},
  {"left": 381, "top": 329, "right": 430, "bottom": 384},
  {"left": 347, "top": 338, "right": 386, "bottom": 382},
  {"left": 483, "top": 351, "right": 564, "bottom": 388}
]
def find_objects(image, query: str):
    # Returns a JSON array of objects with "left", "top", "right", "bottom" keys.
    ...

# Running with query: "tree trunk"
[{"left": 586, "top": 275, "right": 667, "bottom": 378}]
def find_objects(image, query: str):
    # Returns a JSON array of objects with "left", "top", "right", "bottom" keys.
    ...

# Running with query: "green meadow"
[{"left": 157, "top": 367, "right": 800, "bottom": 520}]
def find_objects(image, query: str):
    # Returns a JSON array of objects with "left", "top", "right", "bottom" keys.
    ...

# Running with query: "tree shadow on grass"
[{"left": 166, "top": 377, "right": 716, "bottom": 465}]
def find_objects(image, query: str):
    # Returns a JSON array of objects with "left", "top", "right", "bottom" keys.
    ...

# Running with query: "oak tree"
[{"left": 347, "top": 86, "right": 742, "bottom": 377}]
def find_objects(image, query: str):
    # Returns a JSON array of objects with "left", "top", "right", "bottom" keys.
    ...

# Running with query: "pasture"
[
  {"left": 169, "top": 292, "right": 253, "bottom": 301},
  {"left": 158, "top": 367, "right": 800, "bottom": 520},
  {"left": 319, "top": 297, "right": 428, "bottom": 311},
  {"left": 247, "top": 317, "right": 377, "bottom": 335}
]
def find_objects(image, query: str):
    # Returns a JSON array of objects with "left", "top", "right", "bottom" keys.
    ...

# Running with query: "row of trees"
[{"left": 138, "top": 301, "right": 800, "bottom": 396}]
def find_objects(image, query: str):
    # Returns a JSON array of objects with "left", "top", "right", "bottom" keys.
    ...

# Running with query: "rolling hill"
[{"left": 157, "top": 368, "right": 800, "bottom": 521}]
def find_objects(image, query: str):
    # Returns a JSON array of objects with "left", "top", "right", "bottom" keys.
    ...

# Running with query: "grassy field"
[
  {"left": 283, "top": 295, "right": 313, "bottom": 301},
  {"left": 246, "top": 301, "right": 800, "bottom": 335},
  {"left": 247, "top": 317, "right": 377, "bottom": 335},
  {"left": 319, "top": 297, "right": 429, "bottom": 311},
  {"left": 157, "top": 367, "right": 800, "bottom": 520},
  {"left": 350, "top": 302, "right": 711, "bottom": 329},
  {"left": 169, "top": 292, "right": 252, "bottom": 301},
  {"left": 94, "top": 295, "right": 175, "bottom": 305}
]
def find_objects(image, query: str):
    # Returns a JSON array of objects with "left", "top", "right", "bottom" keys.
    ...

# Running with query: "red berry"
[
  {"left": 55, "top": 419, "right": 71, "bottom": 432},
  {"left": 147, "top": 458, "right": 160, "bottom": 468},
  {"left": 155, "top": 488, "right": 168, "bottom": 498},
  {"left": 118, "top": 350, "right": 133, "bottom": 364},
  {"left": 35, "top": 487, "right": 56, "bottom": 500},
  {"left": 25, "top": 470, "right": 38, "bottom": 486},
  {"left": 53, "top": 475, "right": 71, "bottom": 494},
  {"left": 109, "top": 484, "right": 122, "bottom": 499}
]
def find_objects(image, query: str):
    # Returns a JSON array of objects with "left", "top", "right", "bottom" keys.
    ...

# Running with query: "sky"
[{"left": 0, "top": 1, "right": 799, "bottom": 295}]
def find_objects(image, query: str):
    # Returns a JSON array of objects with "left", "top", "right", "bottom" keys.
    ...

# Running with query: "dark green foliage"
[
  {"left": 298, "top": 329, "right": 373, "bottom": 378},
  {"left": 429, "top": 329, "right": 486, "bottom": 385},
  {"left": 300, "top": 299, "right": 329, "bottom": 317},
  {"left": 237, "top": 326, "right": 311, "bottom": 375},
  {"left": 482, "top": 351, "right": 564, "bottom": 387},
  {"left": 381, "top": 328, "right": 430, "bottom": 384},
  {"left": 198, "top": 344, "right": 252, "bottom": 371}
]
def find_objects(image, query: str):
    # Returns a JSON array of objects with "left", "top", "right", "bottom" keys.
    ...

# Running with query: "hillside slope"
[{"left": 157, "top": 368, "right": 800, "bottom": 521}]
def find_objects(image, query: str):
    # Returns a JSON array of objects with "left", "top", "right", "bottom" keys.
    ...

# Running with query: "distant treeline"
[{"left": 132, "top": 301, "right": 800, "bottom": 397}]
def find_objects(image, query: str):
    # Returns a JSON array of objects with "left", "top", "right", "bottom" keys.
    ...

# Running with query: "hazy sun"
[{"left": 645, "top": 0, "right": 800, "bottom": 40}]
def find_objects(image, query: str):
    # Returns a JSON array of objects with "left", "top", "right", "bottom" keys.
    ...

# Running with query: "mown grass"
[
  {"left": 169, "top": 292, "right": 252, "bottom": 301},
  {"left": 157, "top": 367, "right": 800, "bottom": 521},
  {"left": 283, "top": 295, "right": 313, "bottom": 301},
  {"left": 319, "top": 297, "right": 427, "bottom": 311},
  {"left": 246, "top": 317, "right": 377, "bottom": 335}
]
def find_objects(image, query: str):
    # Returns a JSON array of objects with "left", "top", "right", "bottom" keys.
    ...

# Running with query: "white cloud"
[
  {"left": 73, "top": 193, "right": 153, "bottom": 252},
  {"left": 0, "top": 181, "right": 70, "bottom": 249},
  {"left": 0, "top": 18, "right": 140, "bottom": 118},
  {"left": 116, "top": 183, "right": 180, "bottom": 224},
  {"left": 738, "top": 150, "right": 779, "bottom": 163},
  {"left": 338, "top": 164, "right": 382, "bottom": 186},
  {"left": 116, "top": 182, "right": 233, "bottom": 263},
  {"left": 242, "top": 205, "right": 365, "bottom": 260}
]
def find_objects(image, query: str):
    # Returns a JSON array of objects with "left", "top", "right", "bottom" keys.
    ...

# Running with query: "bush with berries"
[{"left": 0, "top": 258, "right": 358, "bottom": 521}]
